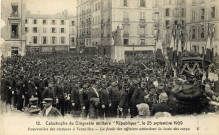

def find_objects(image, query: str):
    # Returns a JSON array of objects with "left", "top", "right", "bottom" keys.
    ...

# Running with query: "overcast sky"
[{"left": 26, "top": 0, "right": 77, "bottom": 15}]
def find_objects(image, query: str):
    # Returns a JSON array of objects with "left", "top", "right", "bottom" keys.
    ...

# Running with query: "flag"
[
  {"left": 156, "top": 40, "right": 165, "bottom": 66},
  {"left": 173, "top": 37, "right": 177, "bottom": 65},
  {"left": 177, "top": 39, "right": 182, "bottom": 67},
  {"left": 168, "top": 37, "right": 174, "bottom": 61},
  {"left": 203, "top": 37, "right": 213, "bottom": 69}
]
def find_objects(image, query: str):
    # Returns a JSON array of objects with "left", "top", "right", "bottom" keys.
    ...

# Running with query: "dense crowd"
[{"left": 1, "top": 51, "right": 219, "bottom": 118}]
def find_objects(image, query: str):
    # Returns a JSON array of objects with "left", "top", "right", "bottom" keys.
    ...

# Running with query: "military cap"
[
  {"left": 29, "top": 108, "right": 41, "bottom": 114},
  {"left": 29, "top": 97, "right": 39, "bottom": 102},
  {"left": 42, "top": 98, "right": 53, "bottom": 104}
]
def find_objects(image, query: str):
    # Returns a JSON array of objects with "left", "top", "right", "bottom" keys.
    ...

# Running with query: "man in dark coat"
[
  {"left": 54, "top": 77, "right": 65, "bottom": 116},
  {"left": 42, "top": 98, "right": 62, "bottom": 117},
  {"left": 118, "top": 83, "right": 129, "bottom": 118},
  {"left": 150, "top": 92, "right": 171, "bottom": 116},
  {"left": 130, "top": 81, "right": 148, "bottom": 118},
  {"left": 70, "top": 81, "right": 81, "bottom": 117},
  {"left": 80, "top": 83, "right": 90, "bottom": 119},
  {"left": 108, "top": 82, "right": 120, "bottom": 117},
  {"left": 99, "top": 80, "right": 111, "bottom": 119},
  {"left": 88, "top": 79, "right": 100, "bottom": 119}
]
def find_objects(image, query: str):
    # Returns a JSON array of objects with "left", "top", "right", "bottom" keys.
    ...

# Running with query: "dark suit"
[
  {"left": 99, "top": 88, "right": 111, "bottom": 118},
  {"left": 130, "top": 88, "right": 148, "bottom": 118},
  {"left": 80, "top": 87, "right": 90, "bottom": 118},
  {"left": 150, "top": 102, "right": 171, "bottom": 116},
  {"left": 109, "top": 86, "right": 120, "bottom": 117},
  {"left": 54, "top": 83, "right": 65, "bottom": 116},
  {"left": 42, "top": 87, "right": 54, "bottom": 99},
  {"left": 70, "top": 85, "right": 81, "bottom": 117},
  {"left": 42, "top": 107, "right": 62, "bottom": 117},
  {"left": 119, "top": 90, "right": 129, "bottom": 118}
]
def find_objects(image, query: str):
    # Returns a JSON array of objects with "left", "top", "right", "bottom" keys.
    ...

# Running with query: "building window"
[
  {"left": 140, "top": 26, "right": 145, "bottom": 35},
  {"left": 71, "top": 37, "right": 75, "bottom": 45},
  {"left": 61, "top": 28, "right": 65, "bottom": 33},
  {"left": 166, "top": 8, "right": 170, "bottom": 16},
  {"left": 11, "top": 4, "right": 18, "bottom": 16},
  {"left": 201, "top": 26, "right": 205, "bottom": 38},
  {"left": 211, "top": 7, "right": 215, "bottom": 18},
  {"left": 71, "top": 21, "right": 75, "bottom": 26},
  {"left": 192, "top": 28, "right": 196, "bottom": 39},
  {"left": 193, "top": 46, "right": 197, "bottom": 52},
  {"left": 43, "top": 37, "right": 47, "bottom": 44},
  {"left": 11, "top": 24, "right": 18, "bottom": 38},
  {"left": 181, "top": 8, "right": 185, "bottom": 17},
  {"left": 43, "top": 28, "right": 46, "bottom": 33},
  {"left": 140, "top": 0, "right": 145, "bottom": 7},
  {"left": 175, "top": 8, "right": 179, "bottom": 17},
  {"left": 174, "top": 20, "right": 178, "bottom": 25},
  {"left": 140, "top": 39, "right": 145, "bottom": 45},
  {"left": 202, "top": 47, "right": 205, "bottom": 54},
  {"left": 166, "top": 20, "right": 169, "bottom": 28},
  {"left": 25, "top": 19, "right": 28, "bottom": 24},
  {"left": 33, "top": 19, "right": 37, "bottom": 24},
  {"left": 155, "top": 0, "right": 159, "bottom": 7},
  {"left": 124, "top": 39, "right": 129, "bottom": 45},
  {"left": 154, "top": 12, "right": 159, "bottom": 23},
  {"left": 192, "top": 0, "right": 196, "bottom": 5},
  {"left": 192, "top": 11, "right": 196, "bottom": 21},
  {"left": 140, "top": 11, "right": 145, "bottom": 19},
  {"left": 33, "top": 27, "right": 37, "bottom": 33},
  {"left": 52, "top": 28, "right": 56, "bottom": 33},
  {"left": 33, "top": 36, "right": 37, "bottom": 44},
  {"left": 61, "top": 20, "right": 65, "bottom": 25},
  {"left": 61, "top": 37, "right": 65, "bottom": 44},
  {"left": 52, "top": 20, "right": 56, "bottom": 25},
  {"left": 43, "top": 20, "right": 47, "bottom": 24},
  {"left": 25, "top": 27, "right": 28, "bottom": 33},
  {"left": 52, "top": 37, "right": 56, "bottom": 44},
  {"left": 201, "top": 8, "right": 205, "bottom": 19},
  {"left": 182, "top": 20, "right": 185, "bottom": 26},
  {"left": 124, "top": 0, "right": 128, "bottom": 6},
  {"left": 124, "top": 11, "right": 129, "bottom": 19}
]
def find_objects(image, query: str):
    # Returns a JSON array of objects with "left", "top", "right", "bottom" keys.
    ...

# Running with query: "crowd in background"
[{"left": 1, "top": 51, "right": 219, "bottom": 118}]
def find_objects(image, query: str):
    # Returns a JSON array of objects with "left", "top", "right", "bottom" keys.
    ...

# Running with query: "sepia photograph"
[{"left": 0, "top": 0, "right": 219, "bottom": 135}]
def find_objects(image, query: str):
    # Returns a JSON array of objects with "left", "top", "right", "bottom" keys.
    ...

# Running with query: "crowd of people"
[{"left": 1, "top": 51, "right": 219, "bottom": 119}]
